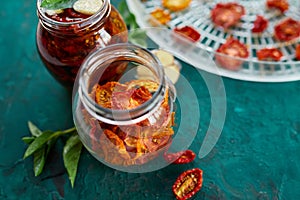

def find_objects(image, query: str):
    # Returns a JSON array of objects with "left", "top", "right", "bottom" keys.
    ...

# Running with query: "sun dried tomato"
[
  {"left": 172, "top": 168, "right": 203, "bottom": 200},
  {"left": 150, "top": 8, "right": 171, "bottom": 25},
  {"left": 266, "top": 0, "right": 289, "bottom": 13},
  {"left": 162, "top": 0, "right": 191, "bottom": 12},
  {"left": 215, "top": 37, "right": 249, "bottom": 70},
  {"left": 173, "top": 26, "right": 201, "bottom": 42},
  {"left": 252, "top": 15, "right": 268, "bottom": 33},
  {"left": 274, "top": 18, "right": 300, "bottom": 41},
  {"left": 296, "top": 44, "right": 300, "bottom": 60},
  {"left": 164, "top": 150, "right": 196, "bottom": 164},
  {"left": 211, "top": 2, "right": 245, "bottom": 29},
  {"left": 256, "top": 48, "right": 283, "bottom": 61}
]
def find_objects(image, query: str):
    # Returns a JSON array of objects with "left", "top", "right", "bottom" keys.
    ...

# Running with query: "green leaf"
[
  {"left": 41, "top": 0, "right": 77, "bottom": 10},
  {"left": 23, "top": 130, "right": 64, "bottom": 159},
  {"left": 22, "top": 136, "right": 35, "bottom": 144},
  {"left": 128, "top": 29, "right": 148, "bottom": 48},
  {"left": 28, "top": 121, "right": 42, "bottom": 137},
  {"left": 33, "top": 137, "right": 58, "bottom": 176},
  {"left": 118, "top": 0, "right": 139, "bottom": 29},
  {"left": 63, "top": 134, "right": 83, "bottom": 188}
]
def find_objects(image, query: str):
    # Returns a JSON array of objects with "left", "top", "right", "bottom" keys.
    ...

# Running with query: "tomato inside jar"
[{"left": 36, "top": 0, "right": 128, "bottom": 88}]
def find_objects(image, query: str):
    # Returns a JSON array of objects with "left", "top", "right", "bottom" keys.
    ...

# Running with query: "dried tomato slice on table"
[
  {"left": 172, "top": 168, "right": 203, "bottom": 200},
  {"left": 164, "top": 149, "right": 196, "bottom": 164},
  {"left": 215, "top": 37, "right": 249, "bottom": 70},
  {"left": 211, "top": 2, "right": 245, "bottom": 29},
  {"left": 274, "top": 18, "right": 300, "bottom": 41},
  {"left": 256, "top": 48, "right": 283, "bottom": 61}
]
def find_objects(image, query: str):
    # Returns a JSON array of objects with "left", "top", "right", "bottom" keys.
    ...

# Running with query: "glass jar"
[
  {"left": 36, "top": 0, "right": 128, "bottom": 88},
  {"left": 72, "top": 43, "right": 177, "bottom": 172}
]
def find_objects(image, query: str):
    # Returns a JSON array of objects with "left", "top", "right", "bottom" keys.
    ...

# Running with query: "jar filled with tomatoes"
[
  {"left": 72, "top": 43, "right": 177, "bottom": 172},
  {"left": 36, "top": 0, "right": 128, "bottom": 88}
]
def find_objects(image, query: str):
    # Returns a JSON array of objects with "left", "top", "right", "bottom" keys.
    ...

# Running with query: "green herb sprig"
[
  {"left": 22, "top": 121, "right": 82, "bottom": 188},
  {"left": 40, "top": 0, "right": 77, "bottom": 10}
]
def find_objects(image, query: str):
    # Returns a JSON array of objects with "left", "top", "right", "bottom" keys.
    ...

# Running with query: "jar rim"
[
  {"left": 77, "top": 43, "right": 169, "bottom": 124},
  {"left": 37, "top": 0, "right": 109, "bottom": 27}
]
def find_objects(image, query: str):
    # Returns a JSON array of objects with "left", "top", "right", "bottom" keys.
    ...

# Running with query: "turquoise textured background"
[{"left": 1, "top": 0, "right": 300, "bottom": 199}]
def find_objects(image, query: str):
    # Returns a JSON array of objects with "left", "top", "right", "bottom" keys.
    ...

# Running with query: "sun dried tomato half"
[
  {"left": 149, "top": 8, "right": 171, "bottom": 25},
  {"left": 164, "top": 150, "right": 196, "bottom": 164},
  {"left": 266, "top": 0, "right": 289, "bottom": 13},
  {"left": 252, "top": 15, "right": 268, "bottom": 33},
  {"left": 274, "top": 18, "right": 300, "bottom": 41},
  {"left": 211, "top": 2, "right": 245, "bottom": 29},
  {"left": 215, "top": 37, "right": 249, "bottom": 70},
  {"left": 173, "top": 26, "right": 201, "bottom": 42},
  {"left": 172, "top": 168, "right": 203, "bottom": 200},
  {"left": 162, "top": 0, "right": 191, "bottom": 12},
  {"left": 296, "top": 44, "right": 300, "bottom": 60},
  {"left": 256, "top": 48, "right": 283, "bottom": 61}
]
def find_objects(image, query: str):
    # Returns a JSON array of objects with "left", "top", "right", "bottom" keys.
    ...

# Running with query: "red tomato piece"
[
  {"left": 215, "top": 37, "right": 249, "bottom": 70},
  {"left": 266, "top": 0, "right": 289, "bottom": 13},
  {"left": 274, "top": 18, "right": 300, "bottom": 41},
  {"left": 211, "top": 2, "right": 245, "bottom": 29},
  {"left": 295, "top": 44, "right": 300, "bottom": 60},
  {"left": 172, "top": 168, "right": 203, "bottom": 200},
  {"left": 164, "top": 149, "right": 196, "bottom": 164},
  {"left": 173, "top": 26, "right": 201, "bottom": 42},
  {"left": 256, "top": 48, "right": 283, "bottom": 61},
  {"left": 252, "top": 15, "right": 268, "bottom": 33}
]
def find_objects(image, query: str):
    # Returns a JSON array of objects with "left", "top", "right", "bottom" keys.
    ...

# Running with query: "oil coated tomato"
[
  {"left": 173, "top": 26, "right": 201, "bottom": 42},
  {"left": 172, "top": 168, "right": 203, "bottom": 200},
  {"left": 266, "top": 0, "right": 289, "bottom": 13},
  {"left": 256, "top": 48, "right": 283, "bottom": 61},
  {"left": 215, "top": 37, "right": 249, "bottom": 70},
  {"left": 252, "top": 15, "right": 268, "bottom": 33},
  {"left": 211, "top": 2, "right": 245, "bottom": 29},
  {"left": 274, "top": 18, "right": 300, "bottom": 41}
]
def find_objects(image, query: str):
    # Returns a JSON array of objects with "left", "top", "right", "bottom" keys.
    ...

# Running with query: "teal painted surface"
[{"left": 0, "top": 0, "right": 300, "bottom": 199}]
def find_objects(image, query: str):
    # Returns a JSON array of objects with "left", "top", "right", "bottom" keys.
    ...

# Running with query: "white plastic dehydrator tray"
[{"left": 126, "top": 0, "right": 300, "bottom": 82}]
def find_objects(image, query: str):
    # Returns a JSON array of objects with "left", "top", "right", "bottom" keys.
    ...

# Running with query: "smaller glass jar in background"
[
  {"left": 36, "top": 0, "right": 128, "bottom": 88},
  {"left": 72, "top": 43, "right": 177, "bottom": 173}
]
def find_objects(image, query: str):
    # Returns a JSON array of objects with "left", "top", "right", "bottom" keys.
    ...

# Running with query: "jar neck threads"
[
  {"left": 76, "top": 43, "right": 172, "bottom": 125},
  {"left": 37, "top": 0, "right": 111, "bottom": 35}
]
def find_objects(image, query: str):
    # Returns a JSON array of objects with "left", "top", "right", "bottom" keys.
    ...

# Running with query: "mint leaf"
[
  {"left": 63, "top": 134, "right": 83, "bottom": 188},
  {"left": 28, "top": 121, "right": 43, "bottom": 137},
  {"left": 41, "top": 0, "right": 77, "bottom": 10},
  {"left": 129, "top": 29, "right": 148, "bottom": 48},
  {"left": 118, "top": 0, "right": 139, "bottom": 29}
]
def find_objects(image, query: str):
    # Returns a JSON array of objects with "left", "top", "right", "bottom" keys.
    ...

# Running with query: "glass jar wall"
[
  {"left": 72, "top": 43, "right": 177, "bottom": 172},
  {"left": 36, "top": 0, "right": 128, "bottom": 88}
]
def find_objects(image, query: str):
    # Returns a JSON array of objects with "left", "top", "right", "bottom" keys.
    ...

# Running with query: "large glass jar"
[
  {"left": 72, "top": 43, "right": 177, "bottom": 172},
  {"left": 36, "top": 0, "right": 128, "bottom": 88}
]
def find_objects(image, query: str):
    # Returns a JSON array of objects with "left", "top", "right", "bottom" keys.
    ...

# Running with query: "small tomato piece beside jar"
[
  {"left": 211, "top": 2, "right": 245, "bottom": 29},
  {"left": 215, "top": 37, "right": 249, "bottom": 70},
  {"left": 172, "top": 168, "right": 203, "bottom": 200},
  {"left": 274, "top": 18, "right": 300, "bottom": 41},
  {"left": 164, "top": 150, "right": 196, "bottom": 164},
  {"left": 266, "top": 0, "right": 289, "bottom": 13},
  {"left": 173, "top": 26, "right": 201, "bottom": 42},
  {"left": 295, "top": 44, "right": 300, "bottom": 60},
  {"left": 256, "top": 48, "right": 283, "bottom": 61},
  {"left": 252, "top": 15, "right": 268, "bottom": 33}
]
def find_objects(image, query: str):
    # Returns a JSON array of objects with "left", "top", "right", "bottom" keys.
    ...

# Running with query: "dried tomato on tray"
[
  {"left": 215, "top": 37, "right": 249, "bottom": 70},
  {"left": 296, "top": 44, "right": 300, "bottom": 60},
  {"left": 149, "top": 8, "right": 171, "bottom": 26},
  {"left": 173, "top": 26, "right": 201, "bottom": 42},
  {"left": 266, "top": 0, "right": 289, "bottom": 13},
  {"left": 172, "top": 168, "right": 203, "bottom": 200},
  {"left": 162, "top": 0, "right": 192, "bottom": 12},
  {"left": 274, "top": 18, "right": 300, "bottom": 41},
  {"left": 252, "top": 15, "right": 268, "bottom": 33},
  {"left": 256, "top": 48, "right": 283, "bottom": 61},
  {"left": 210, "top": 2, "right": 245, "bottom": 29}
]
